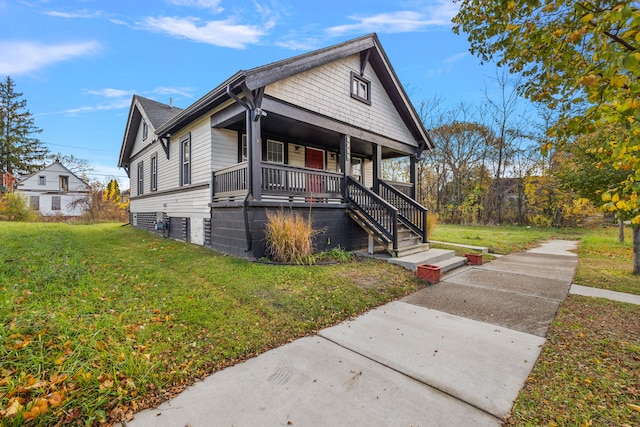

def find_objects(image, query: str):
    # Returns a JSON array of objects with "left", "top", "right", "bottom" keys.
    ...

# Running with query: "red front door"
[
  {"left": 305, "top": 147, "right": 324, "bottom": 170},
  {"left": 305, "top": 148, "right": 324, "bottom": 199}
]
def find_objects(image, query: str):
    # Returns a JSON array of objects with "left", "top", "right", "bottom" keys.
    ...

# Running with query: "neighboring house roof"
[
  {"left": 118, "top": 95, "right": 183, "bottom": 168},
  {"left": 16, "top": 160, "right": 91, "bottom": 191},
  {"left": 119, "top": 33, "right": 432, "bottom": 168}
]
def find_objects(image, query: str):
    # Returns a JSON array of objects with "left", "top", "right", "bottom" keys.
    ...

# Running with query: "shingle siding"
[{"left": 265, "top": 54, "right": 415, "bottom": 145}]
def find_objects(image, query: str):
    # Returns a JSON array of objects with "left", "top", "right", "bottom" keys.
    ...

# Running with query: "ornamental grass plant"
[{"left": 264, "top": 209, "right": 321, "bottom": 264}]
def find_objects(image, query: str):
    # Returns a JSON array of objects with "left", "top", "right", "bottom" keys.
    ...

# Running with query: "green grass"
[
  {"left": 430, "top": 224, "right": 583, "bottom": 254},
  {"left": 433, "top": 223, "right": 640, "bottom": 426},
  {"left": 0, "top": 222, "right": 423, "bottom": 425}
]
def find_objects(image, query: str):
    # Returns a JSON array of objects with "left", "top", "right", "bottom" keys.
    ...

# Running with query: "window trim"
[
  {"left": 52, "top": 195, "right": 61, "bottom": 211},
  {"left": 38, "top": 176, "right": 46, "bottom": 185},
  {"left": 350, "top": 71, "right": 371, "bottom": 105},
  {"left": 142, "top": 120, "right": 148, "bottom": 140},
  {"left": 150, "top": 153, "right": 158, "bottom": 191},
  {"left": 137, "top": 162, "right": 144, "bottom": 195},
  {"left": 30, "top": 195, "right": 40, "bottom": 210},
  {"left": 266, "top": 139, "right": 284, "bottom": 164},
  {"left": 180, "top": 133, "right": 191, "bottom": 186}
]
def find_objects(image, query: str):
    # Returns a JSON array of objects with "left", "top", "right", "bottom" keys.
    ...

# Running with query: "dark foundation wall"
[
  {"left": 210, "top": 204, "right": 369, "bottom": 259},
  {"left": 130, "top": 212, "right": 189, "bottom": 242}
]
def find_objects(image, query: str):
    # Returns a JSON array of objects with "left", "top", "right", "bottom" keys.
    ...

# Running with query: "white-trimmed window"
[
  {"left": 241, "top": 134, "right": 247, "bottom": 161},
  {"left": 266, "top": 139, "right": 284, "bottom": 164},
  {"left": 142, "top": 120, "right": 148, "bottom": 140},
  {"left": 38, "top": 176, "right": 46, "bottom": 185},
  {"left": 180, "top": 134, "right": 191, "bottom": 186},
  {"left": 351, "top": 72, "right": 371, "bottom": 105},
  {"left": 150, "top": 153, "right": 157, "bottom": 191},
  {"left": 30, "top": 196, "right": 39, "bottom": 210},
  {"left": 52, "top": 196, "right": 61, "bottom": 211},
  {"left": 351, "top": 157, "right": 362, "bottom": 183},
  {"left": 137, "top": 162, "right": 144, "bottom": 195}
]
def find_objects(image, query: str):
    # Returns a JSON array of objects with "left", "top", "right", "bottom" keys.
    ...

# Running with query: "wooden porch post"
[
  {"left": 410, "top": 155, "right": 417, "bottom": 200},
  {"left": 372, "top": 143, "right": 381, "bottom": 194},
  {"left": 247, "top": 109, "right": 262, "bottom": 201},
  {"left": 340, "top": 134, "right": 351, "bottom": 199}
]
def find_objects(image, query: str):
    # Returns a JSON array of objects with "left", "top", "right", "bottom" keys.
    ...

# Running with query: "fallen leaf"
[
  {"left": 629, "top": 403, "right": 640, "bottom": 413},
  {"left": 3, "top": 398, "right": 22, "bottom": 418},
  {"left": 47, "top": 391, "right": 64, "bottom": 408},
  {"left": 23, "top": 399, "right": 48, "bottom": 421}
]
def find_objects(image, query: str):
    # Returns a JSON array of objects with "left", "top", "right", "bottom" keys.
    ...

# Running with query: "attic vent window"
[
  {"left": 38, "top": 176, "right": 46, "bottom": 185},
  {"left": 350, "top": 72, "right": 371, "bottom": 105},
  {"left": 142, "top": 120, "right": 148, "bottom": 140}
]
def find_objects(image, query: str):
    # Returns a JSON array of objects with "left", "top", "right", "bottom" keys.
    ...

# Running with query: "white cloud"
[
  {"left": 0, "top": 40, "right": 100, "bottom": 75},
  {"left": 142, "top": 16, "right": 266, "bottom": 48},
  {"left": 326, "top": 2, "right": 458, "bottom": 36},
  {"left": 426, "top": 52, "right": 469, "bottom": 77},
  {"left": 44, "top": 9, "right": 102, "bottom": 19},
  {"left": 152, "top": 86, "right": 195, "bottom": 98},
  {"left": 275, "top": 38, "right": 322, "bottom": 51},
  {"left": 86, "top": 88, "right": 133, "bottom": 98},
  {"left": 168, "top": 0, "right": 224, "bottom": 13}
]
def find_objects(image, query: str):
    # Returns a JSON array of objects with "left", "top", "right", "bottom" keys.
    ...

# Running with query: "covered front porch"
[{"left": 205, "top": 83, "right": 429, "bottom": 258}]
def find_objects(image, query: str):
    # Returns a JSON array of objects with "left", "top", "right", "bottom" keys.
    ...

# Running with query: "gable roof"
[
  {"left": 118, "top": 95, "right": 183, "bottom": 168},
  {"left": 156, "top": 33, "right": 432, "bottom": 149},
  {"left": 18, "top": 160, "right": 90, "bottom": 188},
  {"left": 119, "top": 34, "right": 433, "bottom": 169}
]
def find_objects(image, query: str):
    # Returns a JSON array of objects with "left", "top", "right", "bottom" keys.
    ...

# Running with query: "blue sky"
[{"left": 1, "top": 0, "right": 510, "bottom": 188}]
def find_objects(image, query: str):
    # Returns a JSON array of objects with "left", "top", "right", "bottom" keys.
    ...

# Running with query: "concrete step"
[
  {"left": 394, "top": 243, "right": 430, "bottom": 258},
  {"left": 388, "top": 248, "right": 456, "bottom": 271},
  {"left": 434, "top": 256, "right": 468, "bottom": 273}
]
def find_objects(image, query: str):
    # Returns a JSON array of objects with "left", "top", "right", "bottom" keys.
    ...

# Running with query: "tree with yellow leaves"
[{"left": 454, "top": 0, "right": 640, "bottom": 273}]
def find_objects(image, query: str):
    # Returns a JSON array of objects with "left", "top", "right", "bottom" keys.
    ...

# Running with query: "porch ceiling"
[{"left": 223, "top": 111, "right": 408, "bottom": 159}]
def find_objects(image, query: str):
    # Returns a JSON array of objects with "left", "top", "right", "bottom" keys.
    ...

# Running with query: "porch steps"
[
  {"left": 388, "top": 248, "right": 468, "bottom": 272},
  {"left": 347, "top": 209, "right": 428, "bottom": 257}
]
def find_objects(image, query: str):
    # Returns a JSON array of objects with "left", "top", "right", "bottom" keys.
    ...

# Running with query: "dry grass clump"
[
  {"left": 426, "top": 212, "right": 438, "bottom": 239},
  {"left": 264, "top": 209, "right": 321, "bottom": 264}
]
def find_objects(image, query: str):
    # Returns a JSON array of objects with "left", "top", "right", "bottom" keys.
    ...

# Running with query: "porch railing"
[
  {"left": 261, "top": 163, "right": 343, "bottom": 199},
  {"left": 385, "top": 180, "right": 413, "bottom": 198},
  {"left": 211, "top": 162, "right": 248, "bottom": 202},
  {"left": 379, "top": 180, "right": 428, "bottom": 243},
  {"left": 347, "top": 176, "right": 398, "bottom": 251},
  {"left": 212, "top": 162, "right": 344, "bottom": 202}
]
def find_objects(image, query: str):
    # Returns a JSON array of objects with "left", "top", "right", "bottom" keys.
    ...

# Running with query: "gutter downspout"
[{"left": 227, "top": 84, "right": 254, "bottom": 253}]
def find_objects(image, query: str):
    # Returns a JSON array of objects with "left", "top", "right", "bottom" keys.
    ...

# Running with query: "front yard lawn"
[{"left": 0, "top": 223, "right": 423, "bottom": 425}]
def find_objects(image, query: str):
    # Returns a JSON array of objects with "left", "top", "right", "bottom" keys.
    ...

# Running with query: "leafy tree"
[
  {"left": 454, "top": 0, "right": 640, "bottom": 272},
  {"left": 104, "top": 179, "right": 120, "bottom": 204},
  {"left": 0, "top": 76, "right": 48, "bottom": 176}
]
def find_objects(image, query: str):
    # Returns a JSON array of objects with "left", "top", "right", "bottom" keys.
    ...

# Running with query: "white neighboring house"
[{"left": 16, "top": 160, "right": 91, "bottom": 217}]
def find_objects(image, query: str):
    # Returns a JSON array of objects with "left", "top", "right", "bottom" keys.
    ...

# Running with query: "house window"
[
  {"left": 180, "top": 134, "right": 191, "bottom": 186},
  {"left": 59, "top": 176, "right": 69, "bottom": 192},
  {"left": 38, "top": 176, "right": 46, "bottom": 185},
  {"left": 30, "top": 195, "right": 39, "bottom": 210},
  {"left": 352, "top": 157, "right": 362, "bottom": 183},
  {"left": 266, "top": 139, "right": 284, "bottom": 164},
  {"left": 52, "top": 196, "right": 61, "bottom": 211},
  {"left": 350, "top": 72, "right": 371, "bottom": 105},
  {"left": 241, "top": 134, "right": 247, "bottom": 161},
  {"left": 137, "top": 162, "right": 144, "bottom": 195},
  {"left": 150, "top": 154, "right": 157, "bottom": 191},
  {"left": 142, "top": 120, "right": 148, "bottom": 140}
]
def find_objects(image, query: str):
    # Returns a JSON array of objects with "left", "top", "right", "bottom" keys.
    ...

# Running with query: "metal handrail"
[
  {"left": 346, "top": 176, "right": 398, "bottom": 251},
  {"left": 379, "top": 180, "right": 428, "bottom": 243}
]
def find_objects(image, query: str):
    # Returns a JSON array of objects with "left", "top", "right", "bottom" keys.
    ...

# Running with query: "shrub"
[
  {"left": 0, "top": 192, "right": 34, "bottom": 221},
  {"left": 264, "top": 209, "right": 321, "bottom": 264}
]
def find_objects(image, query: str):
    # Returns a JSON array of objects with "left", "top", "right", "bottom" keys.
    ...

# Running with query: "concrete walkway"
[
  {"left": 124, "top": 240, "right": 580, "bottom": 427},
  {"left": 570, "top": 284, "right": 640, "bottom": 305}
]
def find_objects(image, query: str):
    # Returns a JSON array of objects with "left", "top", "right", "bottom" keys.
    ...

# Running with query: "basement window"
[{"left": 350, "top": 72, "right": 371, "bottom": 105}]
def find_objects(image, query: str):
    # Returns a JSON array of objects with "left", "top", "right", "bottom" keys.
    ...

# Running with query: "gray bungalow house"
[{"left": 118, "top": 33, "right": 434, "bottom": 258}]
